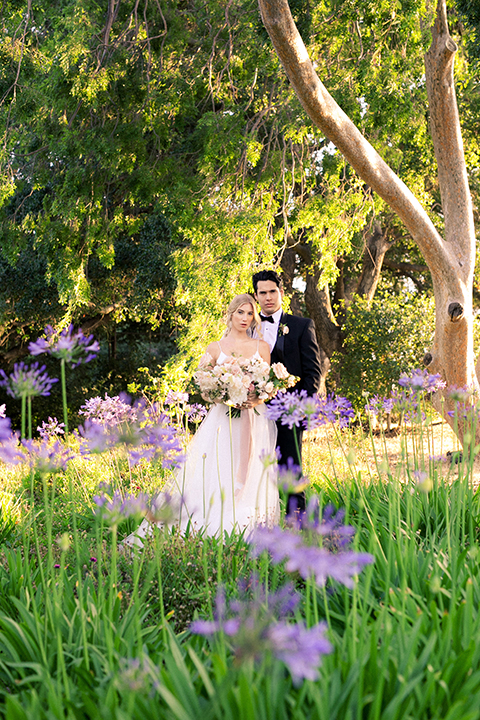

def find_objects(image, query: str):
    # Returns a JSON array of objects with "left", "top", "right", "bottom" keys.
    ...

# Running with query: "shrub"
[{"left": 331, "top": 293, "right": 435, "bottom": 412}]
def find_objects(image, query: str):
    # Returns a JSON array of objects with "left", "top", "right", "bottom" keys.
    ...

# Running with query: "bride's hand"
[{"left": 244, "top": 389, "right": 261, "bottom": 409}]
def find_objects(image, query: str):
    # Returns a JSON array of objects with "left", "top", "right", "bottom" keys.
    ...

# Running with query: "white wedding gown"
[{"left": 123, "top": 350, "right": 279, "bottom": 545}]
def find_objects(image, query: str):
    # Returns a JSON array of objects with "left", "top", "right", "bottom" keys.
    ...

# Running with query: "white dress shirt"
[{"left": 261, "top": 308, "right": 283, "bottom": 351}]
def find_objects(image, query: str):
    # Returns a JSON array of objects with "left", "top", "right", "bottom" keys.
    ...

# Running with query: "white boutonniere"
[{"left": 279, "top": 323, "right": 289, "bottom": 335}]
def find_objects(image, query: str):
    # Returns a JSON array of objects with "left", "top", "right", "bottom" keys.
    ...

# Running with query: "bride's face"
[{"left": 231, "top": 303, "right": 254, "bottom": 332}]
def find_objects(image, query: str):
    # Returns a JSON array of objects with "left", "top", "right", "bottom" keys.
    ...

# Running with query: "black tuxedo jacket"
[{"left": 270, "top": 312, "right": 322, "bottom": 397}]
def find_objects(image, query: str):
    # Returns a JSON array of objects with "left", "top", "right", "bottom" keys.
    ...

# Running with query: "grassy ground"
[{"left": 0, "top": 417, "right": 480, "bottom": 718}]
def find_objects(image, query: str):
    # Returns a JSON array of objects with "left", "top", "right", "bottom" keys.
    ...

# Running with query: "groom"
[{"left": 252, "top": 270, "right": 322, "bottom": 515}]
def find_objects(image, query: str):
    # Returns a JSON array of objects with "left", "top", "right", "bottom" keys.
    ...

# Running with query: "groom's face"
[{"left": 254, "top": 280, "right": 283, "bottom": 316}]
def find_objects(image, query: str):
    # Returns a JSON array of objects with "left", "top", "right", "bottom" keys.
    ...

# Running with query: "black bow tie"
[{"left": 260, "top": 314, "right": 275, "bottom": 323}]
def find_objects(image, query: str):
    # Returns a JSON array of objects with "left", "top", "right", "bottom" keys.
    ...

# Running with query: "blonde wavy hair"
[{"left": 224, "top": 294, "right": 262, "bottom": 338}]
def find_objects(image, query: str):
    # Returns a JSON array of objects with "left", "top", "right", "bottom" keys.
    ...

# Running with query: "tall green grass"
[{"left": 1, "top": 423, "right": 480, "bottom": 719}]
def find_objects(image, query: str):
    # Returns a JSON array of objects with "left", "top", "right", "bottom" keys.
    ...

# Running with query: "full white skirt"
[{"left": 172, "top": 403, "right": 279, "bottom": 535}]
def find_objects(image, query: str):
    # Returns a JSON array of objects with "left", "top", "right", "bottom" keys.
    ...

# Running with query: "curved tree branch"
[{"left": 257, "top": 0, "right": 452, "bottom": 280}]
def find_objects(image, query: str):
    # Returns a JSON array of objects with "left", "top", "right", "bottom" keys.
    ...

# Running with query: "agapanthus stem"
[
  {"left": 27, "top": 396, "right": 32, "bottom": 439},
  {"left": 60, "top": 358, "right": 69, "bottom": 435},
  {"left": 21, "top": 394, "right": 26, "bottom": 439},
  {"left": 293, "top": 427, "right": 301, "bottom": 471}
]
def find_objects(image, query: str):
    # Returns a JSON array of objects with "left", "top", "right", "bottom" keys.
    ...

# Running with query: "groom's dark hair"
[{"left": 252, "top": 270, "right": 283, "bottom": 293}]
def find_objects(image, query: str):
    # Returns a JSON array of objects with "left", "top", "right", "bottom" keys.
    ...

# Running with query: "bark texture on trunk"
[
  {"left": 355, "top": 225, "right": 393, "bottom": 303},
  {"left": 424, "top": 1, "right": 477, "bottom": 418},
  {"left": 258, "top": 0, "right": 477, "bottom": 440}
]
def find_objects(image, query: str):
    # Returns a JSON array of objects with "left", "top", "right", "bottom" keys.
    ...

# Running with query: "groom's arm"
[{"left": 299, "top": 320, "right": 322, "bottom": 396}]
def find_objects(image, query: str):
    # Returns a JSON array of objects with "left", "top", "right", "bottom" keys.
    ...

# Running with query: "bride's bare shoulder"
[{"left": 199, "top": 341, "right": 220, "bottom": 366}]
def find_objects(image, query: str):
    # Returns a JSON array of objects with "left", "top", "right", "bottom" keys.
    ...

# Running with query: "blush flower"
[{"left": 37, "top": 417, "right": 65, "bottom": 441}]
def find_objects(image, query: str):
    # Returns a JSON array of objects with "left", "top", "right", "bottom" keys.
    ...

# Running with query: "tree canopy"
[{"left": 1, "top": 0, "right": 479, "bottom": 397}]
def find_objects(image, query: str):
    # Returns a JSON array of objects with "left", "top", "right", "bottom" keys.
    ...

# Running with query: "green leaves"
[{"left": 332, "top": 292, "right": 435, "bottom": 411}]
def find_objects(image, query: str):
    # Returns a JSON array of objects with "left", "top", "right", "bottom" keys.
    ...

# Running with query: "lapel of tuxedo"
[{"left": 273, "top": 312, "right": 287, "bottom": 363}]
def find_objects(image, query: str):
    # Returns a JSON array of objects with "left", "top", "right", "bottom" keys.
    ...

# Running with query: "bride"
[{"left": 124, "top": 294, "right": 279, "bottom": 545}]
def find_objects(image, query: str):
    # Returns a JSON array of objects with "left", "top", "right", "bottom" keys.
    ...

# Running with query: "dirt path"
[{"left": 303, "top": 418, "right": 476, "bottom": 485}]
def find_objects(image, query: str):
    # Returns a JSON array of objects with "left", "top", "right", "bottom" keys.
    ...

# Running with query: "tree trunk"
[
  {"left": 355, "top": 224, "right": 393, "bottom": 303},
  {"left": 258, "top": 0, "right": 477, "bottom": 440}
]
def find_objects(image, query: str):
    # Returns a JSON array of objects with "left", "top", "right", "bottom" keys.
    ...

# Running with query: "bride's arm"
[{"left": 258, "top": 340, "right": 271, "bottom": 364}]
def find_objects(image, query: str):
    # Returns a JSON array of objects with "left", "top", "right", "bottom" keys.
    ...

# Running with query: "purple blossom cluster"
[
  {"left": 21, "top": 438, "right": 75, "bottom": 474},
  {"left": 365, "top": 395, "right": 395, "bottom": 416},
  {"left": 93, "top": 489, "right": 150, "bottom": 526},
  {"left": 251, "top": 524, "right": 373, "bottom": 588},
  {"left": 76, "top": 395, "right": 184, "bottom": 469},
  {"left": 29, "top": 324, "right": 100, "bottom": 368},
  {"left": 37, "top": 417, "right": 65, "bottom": 440},
  {"left": 444, "top": 385, "right": 479, "bottom": 422},
  {"left": 398, "top": 368, "right": 445, "bottom": 393},
  {"left": 364, "top": 369, "right": 447, "bottom": 421},
  {"left": 191, "top": 582, "right": 331, "bottom": 685},
  {"left": 266, "top": 390, "right": 354, "bottom": 430},
  {"left": 296, "top": 500, "right": 356, "bottom": 550},
  {"left": 0, "top": 417, "right": 24, "bottom": 465},
  {"left": 79, "top": 393, "right": 137, "bottom": 426},
  {"left": 277, "top": 457, "right": 309, "bottom": 494},
  {"left": 186, "top": 403, "right": 208, "bottom": 424},
  {"left": 93, "top": 487, "right": 182, "bottom": 527},
  {"left": 0, "top": 416, "right": 74, "bottom": 472},
  {"left": 0, "top": 362, "right": 58, "bottom": 400},
  {"left": 164, "top": 390, "right": 189, "bottom": 405}
]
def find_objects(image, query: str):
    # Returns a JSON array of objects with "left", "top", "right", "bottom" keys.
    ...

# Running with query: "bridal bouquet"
[{"left": 194, "top": 354, "right": 298, "bottom": 409}]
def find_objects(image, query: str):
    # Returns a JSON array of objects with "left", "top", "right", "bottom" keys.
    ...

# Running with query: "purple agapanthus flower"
[
  {"left": 0, "top": 362, "right": 58, "bottom": 400},
  {"left": 398, "top": 368, "right": 446, "bottom": 394},
  {"left": 79, "top": 393, "right": 137, "bottom": 427},
  {"left": 268, "top": 621, "right": 332, "bottom": 684},
  {"left": 266, "top": 390, "right": 354, "bottom": 430},
  {"left": 316, "top": 395, "right": 355, "bottom": 429},
  {"left": 0, "top": 416, "right": 13, "bottom": 442},
  {"left": 278, "top": 457, "right": 309, "bottom": 494},
  {"left": 76, "top": 419, "right": 113, "bottom": 454},
  {"left": 0, "top": 419, "right": 25, "bottom": 465},
  {"left": 298, "top": 500, "right": 356, "bottom": 549},
  {"left": 165, "top": 390, "right": 189, "bottom": 406},
  {"left": 187, "top": 403, "right": 208, "bottom": 424},
  {"left": 365, "top": 395, "right": 395, "bottom": 416},
  {"left": 29, "top": 324, "right": 100, "bottom": 368},
  {"left": 21, "top": 438, "right": 75, "bottom": 474},
  {"left": 250, "top": 521, "right": 373, "bottom": 588},
  {"left": 93, "top": 489, "right": 149, "bottom": 526},
  {"left": 391, "top": 388, "right": 421, "bottom": 417},
  {"left": 191, "top": 580, "right": 331, "bottom": 684},
  {"left": 37, "top": 417, "right": 65, "bottom": 441},
  {"left": 76, "top": 396, "right": 184, "bottom": 469},
  {"left": 266, "top": 390, "right": 310, "bottom": 428}
]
